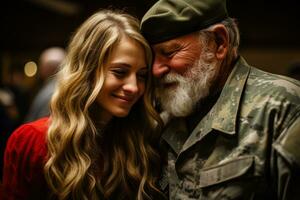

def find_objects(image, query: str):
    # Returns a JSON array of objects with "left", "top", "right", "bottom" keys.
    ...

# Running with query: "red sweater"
[{"left": 1, "top": 117, "right": 50, "bottom": 200}]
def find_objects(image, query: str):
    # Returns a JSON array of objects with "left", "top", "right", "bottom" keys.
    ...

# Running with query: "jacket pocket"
[{"left": 199, "top": 156, "right": 254, "bottom": 188}]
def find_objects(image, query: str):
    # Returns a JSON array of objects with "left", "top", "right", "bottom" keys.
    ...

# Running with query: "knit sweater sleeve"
[{"left": 1, "top": 118, "right": 49, "bottom": 200}]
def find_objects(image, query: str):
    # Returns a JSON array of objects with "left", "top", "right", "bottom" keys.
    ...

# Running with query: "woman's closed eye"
[
  {"left": 111, "top": 68, "right": 128, "bottom": 78},
  {"left": 110, "top": 67, "right": 148, "bottom": 82}
]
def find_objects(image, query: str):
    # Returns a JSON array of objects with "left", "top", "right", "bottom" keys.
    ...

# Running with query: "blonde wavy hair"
[{"left": 44, "top": 9, "right": 164, "bottom": 200}]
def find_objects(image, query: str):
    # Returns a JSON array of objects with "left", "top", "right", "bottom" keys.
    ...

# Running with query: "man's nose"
[{"left": 152, "top": 56, "right": 170, "bottom": 78}]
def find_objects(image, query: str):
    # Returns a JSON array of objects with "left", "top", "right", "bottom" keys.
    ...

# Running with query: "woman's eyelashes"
[
  {"left": 110, "top": 67, "right": 148, "bottom": 81},
  {"left": 111, "top": 68, "right": 127, "bottom": 78}
]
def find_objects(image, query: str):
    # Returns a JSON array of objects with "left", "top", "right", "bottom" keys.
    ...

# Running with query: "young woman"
[{"left": 1, "top": 9, "right": 164, "bottom": 200}]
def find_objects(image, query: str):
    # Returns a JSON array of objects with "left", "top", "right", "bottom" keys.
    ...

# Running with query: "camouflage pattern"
[{"left": 159, "top": 57, "right": 300, "bottom": 199}]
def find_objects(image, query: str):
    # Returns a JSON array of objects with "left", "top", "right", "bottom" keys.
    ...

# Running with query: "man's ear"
[{"left": 212, "top": 24, "right": 229, "bottom": 60}]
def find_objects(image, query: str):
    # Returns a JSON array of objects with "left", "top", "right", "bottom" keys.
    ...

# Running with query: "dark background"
[
  {"left": 1, "top": 0, "right": 300, "bottom": 77},
  {"left": 1, "top": 0, "right": 300, "bottom": 51}
]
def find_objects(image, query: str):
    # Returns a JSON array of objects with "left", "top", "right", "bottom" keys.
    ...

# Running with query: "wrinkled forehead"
[{"left": 152, "top": 32, "right": 200, "bottom": 51}]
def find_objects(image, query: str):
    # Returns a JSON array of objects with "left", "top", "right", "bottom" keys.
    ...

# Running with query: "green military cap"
[{"left": 141, "top": 0, "right": 228, "bottom": 44}]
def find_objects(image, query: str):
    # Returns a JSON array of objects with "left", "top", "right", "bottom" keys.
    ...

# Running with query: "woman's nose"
[{"left": 123, "top": 75, "right": 139, "bottom": 94}]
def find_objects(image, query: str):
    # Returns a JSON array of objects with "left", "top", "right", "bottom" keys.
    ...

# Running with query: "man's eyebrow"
[
  {"left": 156, "top": 43, "right": 182, "bottom": 53},
  {"left": 165, "top": 42, "right": 181, "bottom": 49}
]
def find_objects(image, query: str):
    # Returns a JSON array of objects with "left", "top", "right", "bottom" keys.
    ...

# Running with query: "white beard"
[{"left": 156, "top": 49, "right": 219, "bottom": 117}]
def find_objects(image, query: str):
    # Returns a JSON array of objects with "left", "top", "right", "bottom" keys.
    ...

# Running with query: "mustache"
[{"left": 155, "top": 73, "right": 186, "bottom": 86}]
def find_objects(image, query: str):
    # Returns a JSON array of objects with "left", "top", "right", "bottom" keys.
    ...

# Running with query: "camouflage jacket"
[{"left": 159, "top": 57, "right": 300, "bottom": 200}]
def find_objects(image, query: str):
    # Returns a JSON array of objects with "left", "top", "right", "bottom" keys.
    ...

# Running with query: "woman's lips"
[{"left": 113, "top": 94, "right": 135, "bottom": 103}]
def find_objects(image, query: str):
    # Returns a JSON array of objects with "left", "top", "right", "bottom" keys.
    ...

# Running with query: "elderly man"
[{"left": 141, "top": 0, "right": 300, "bottom": 199}]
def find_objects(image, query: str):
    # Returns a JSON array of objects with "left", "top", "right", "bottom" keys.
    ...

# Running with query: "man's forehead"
[
  {"left": 152, "top": 33, "right": 198, "bottom": 50},
  {"left": 152, "top": 40, "right": 179, "bottom": 50}
]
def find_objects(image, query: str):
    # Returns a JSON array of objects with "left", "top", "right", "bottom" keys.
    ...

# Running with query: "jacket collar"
[
  {"left": 210, "top": 56, "right": 250, "bottom": 134},
  {"left": 162, "top": 57, "right": 251, "bottom": 154}
]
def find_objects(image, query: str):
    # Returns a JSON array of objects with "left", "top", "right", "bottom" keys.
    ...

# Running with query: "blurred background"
[{"left": 0, "top": 0, "right": 300, "bottom": 125}]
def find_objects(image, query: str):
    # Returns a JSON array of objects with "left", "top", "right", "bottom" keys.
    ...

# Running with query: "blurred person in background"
[
  {"left": 0, "top": 66, "right": 31, "bottom": 181},
  {"left": 24, "top": 46, "right": 66, "bottom": 122},
  {"left": 1, "top": 9, "right": 165, "bottom": 200},
  {"left": 0, "top": 86, "right": 19, "bottom": 181}
]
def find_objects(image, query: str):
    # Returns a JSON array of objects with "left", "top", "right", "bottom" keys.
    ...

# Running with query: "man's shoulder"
[
  {"left": 247, "top": 67, "right": 300, "bottom": 95},
  {"left": 237, "top": 66, "right": 300, "bottom": 167},
  {"left": 240, "top": 66, "right": 300, "bottom": 127},
  {"left": 273, "top": 114, "right": 300, "bottom": 167},
  {"left": 237, "top": 66, "right": 300, "bottom": 109}
]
